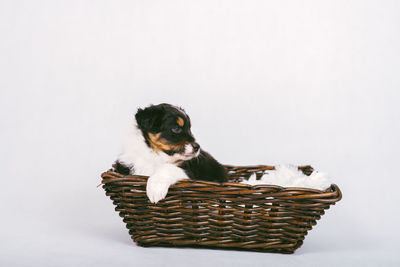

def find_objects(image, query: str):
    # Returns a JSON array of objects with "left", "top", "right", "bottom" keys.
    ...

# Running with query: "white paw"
[{"left": 146, "top": 176, "right": 170, "bottom": 204}]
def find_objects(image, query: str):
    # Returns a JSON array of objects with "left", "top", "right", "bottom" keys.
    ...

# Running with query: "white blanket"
[{"left": 242, "top": 164, "right": 331, "bottom": 190}]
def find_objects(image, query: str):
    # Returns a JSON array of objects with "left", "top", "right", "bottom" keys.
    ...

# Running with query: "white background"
[{"left": 1, "top": 0, "right": 399, "bottom": 266}]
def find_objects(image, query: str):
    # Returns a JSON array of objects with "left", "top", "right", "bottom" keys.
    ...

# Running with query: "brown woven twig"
[{"left": 101, "top": 165, "right": 342, "bottom": 254}]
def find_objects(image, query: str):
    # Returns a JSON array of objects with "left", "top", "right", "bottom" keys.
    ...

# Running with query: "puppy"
[{"left": 114, "top": 103, "right": 228, "bottom": 203}]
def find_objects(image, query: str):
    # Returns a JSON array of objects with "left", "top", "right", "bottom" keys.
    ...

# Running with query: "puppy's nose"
[{"left": 192, "top": 142, "right": 200, "bottom": 152}]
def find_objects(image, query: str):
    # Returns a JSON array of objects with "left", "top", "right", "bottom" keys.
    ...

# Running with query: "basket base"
[{"left": 135, "top": 239, "right": 303, "bottom": 254}]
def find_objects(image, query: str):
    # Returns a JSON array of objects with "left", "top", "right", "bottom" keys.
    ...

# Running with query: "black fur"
[
  {"left": 180, "top": 150, "right": 228, "bottom": 182},
  {"left": 112, "top": 161, "right": 131, "bottom": 175}
]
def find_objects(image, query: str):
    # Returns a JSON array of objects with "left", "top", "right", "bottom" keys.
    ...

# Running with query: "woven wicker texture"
[{"left": 101, "top": 165, "right": 342, "bottom": 254}]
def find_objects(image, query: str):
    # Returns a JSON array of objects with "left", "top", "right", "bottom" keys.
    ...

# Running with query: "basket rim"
[{"left": 101, "top": 164, "right": 342, "bottom": 202}]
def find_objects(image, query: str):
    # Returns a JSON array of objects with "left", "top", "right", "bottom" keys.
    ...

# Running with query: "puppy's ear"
[{"left": 135, "top": 105, "right": 164, "bottom": 132}]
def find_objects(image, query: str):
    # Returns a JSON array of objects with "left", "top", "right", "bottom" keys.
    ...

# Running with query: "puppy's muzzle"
[
  {"left": 192, "top": 142, "right": 200, "bottom": 153},
  {"left": 183, "top": 142, "right": 200, "bottom": 158}
]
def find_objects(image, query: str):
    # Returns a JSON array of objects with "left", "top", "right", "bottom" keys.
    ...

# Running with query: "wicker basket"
[{"left": 101, "top": 165, "right": 342, "bottom": 254}]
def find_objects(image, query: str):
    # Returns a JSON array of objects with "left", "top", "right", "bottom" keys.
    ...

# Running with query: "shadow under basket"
[{"left": 101, "top": 165, "right": 342, "bottom": 254}]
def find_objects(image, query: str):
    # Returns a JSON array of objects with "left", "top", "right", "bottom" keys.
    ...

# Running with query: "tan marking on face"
[
  {"left": 177, "top": 117, "right": 184, "bottom": 127},
  {"left": 148, "top": 132, "right": 184, "bottom": 153}
]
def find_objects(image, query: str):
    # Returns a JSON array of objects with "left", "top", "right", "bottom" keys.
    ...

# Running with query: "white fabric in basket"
[{"left": 241, "top": 164, "right": 331, "bottom": 190}]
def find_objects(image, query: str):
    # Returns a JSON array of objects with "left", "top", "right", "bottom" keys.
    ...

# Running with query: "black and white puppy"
[{"left": 114, "top": 103, "right": 228, "bottom": 203}]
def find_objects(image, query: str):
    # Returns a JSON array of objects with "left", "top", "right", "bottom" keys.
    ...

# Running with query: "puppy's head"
[{"left": 135, "top": 103, "right": 200, "bottom": 163}]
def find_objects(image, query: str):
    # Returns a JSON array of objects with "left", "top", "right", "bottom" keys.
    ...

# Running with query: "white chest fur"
[{"left": 117, "top": 122, "right": 188, "bottom": 203}]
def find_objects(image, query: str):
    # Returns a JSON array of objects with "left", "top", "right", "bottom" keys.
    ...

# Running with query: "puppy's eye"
[{"left": 171, "top": 126, "right": 182, "bottom": 134}]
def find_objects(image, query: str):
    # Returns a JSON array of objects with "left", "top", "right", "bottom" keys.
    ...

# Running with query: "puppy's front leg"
[{"left": 146, "top": 164, "right": 188, "bottom": 204}]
